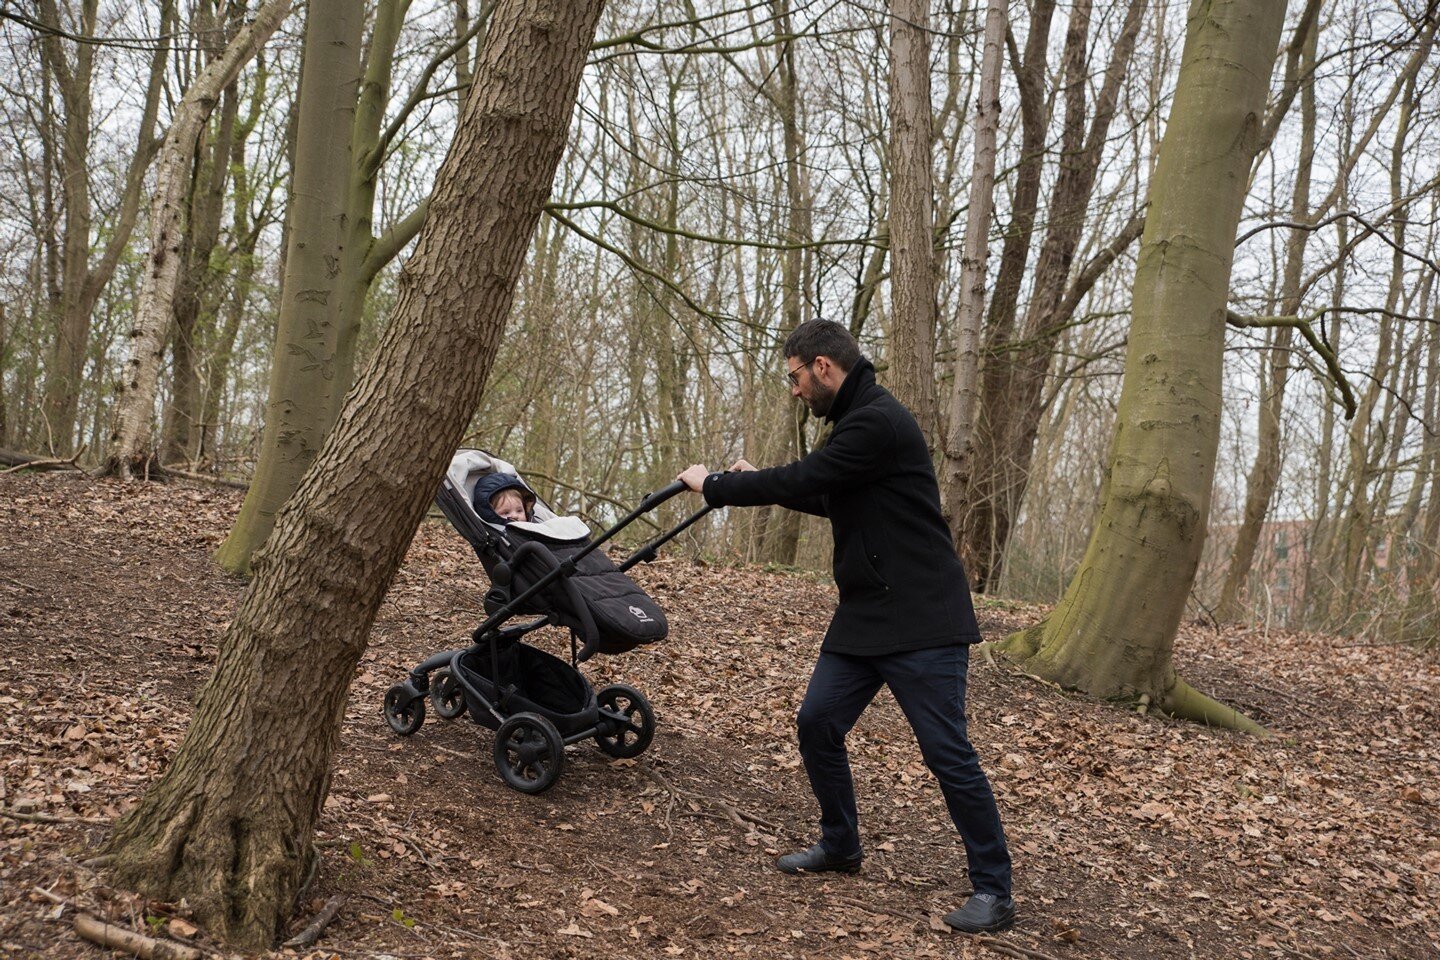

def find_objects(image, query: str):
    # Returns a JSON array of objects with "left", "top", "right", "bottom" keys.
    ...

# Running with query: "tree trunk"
[
  {"left": 106, "top": 0, "right": 605, "bottom": 945},
  {"left": 102, "top": 0, "right": 291, "bottom": 479},
  {"left": 1215, "top": 22, "right": 1318, "bottom": 622},
  {"left": 213, "top": 0, "right": 367, "bottom": 572},
  {"left": 997, "top": 0, "right": 1287, "bottom": 735},
  {"left": 940, "top": 0, "right": 1005, "bottom": 541},
  {"left": 885, "top": 0, "right": 937, "bottom": 443},
  {"left": 962, "top": 0, "right": 1148, "bottom": 591}
]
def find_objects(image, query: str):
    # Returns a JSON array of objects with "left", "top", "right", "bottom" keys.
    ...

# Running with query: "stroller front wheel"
[
  {"left": 594, "top": 683, "right": 656, "bottom": 759},
  {"left": 383, "top": 684, "right": 426, "bottom": 735},
  {"left": 430, "top": 668, "right": 468, "bottom": 720},
  {"left": 494, "top": 712, "right": 565, "bottom": 793}
]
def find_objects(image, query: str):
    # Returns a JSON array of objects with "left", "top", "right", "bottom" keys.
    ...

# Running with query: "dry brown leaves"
[{"left": 1, "top": 471, "right": 1437, "bottom": 960}]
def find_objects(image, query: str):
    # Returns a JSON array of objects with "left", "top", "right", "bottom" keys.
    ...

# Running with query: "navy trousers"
[{"left": 796, "top": 643, "right": 1012, "bottom": 897}]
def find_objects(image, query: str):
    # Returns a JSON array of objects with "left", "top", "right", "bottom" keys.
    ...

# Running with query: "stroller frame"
[{"left": 383, "top": 477, "right": 711, "bottom": 792}]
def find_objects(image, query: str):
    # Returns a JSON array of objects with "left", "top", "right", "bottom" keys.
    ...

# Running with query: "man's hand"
[
  {"left": 678, "top": 464, "right": 710, "bottom": 492},
  {"left": 728, "top": 459, "right": 757, "bottom": 472}
]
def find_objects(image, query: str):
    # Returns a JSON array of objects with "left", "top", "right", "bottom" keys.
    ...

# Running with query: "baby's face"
[{"left": 492, "top": 491, "right": 528, "bottom": 522}]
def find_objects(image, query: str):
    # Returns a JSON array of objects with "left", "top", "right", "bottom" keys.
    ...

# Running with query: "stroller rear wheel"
[
  {"left": 383, "top": 684, "right": 425, "bottom": 735},
  {"left": 594, "top": 683, "right": 655, "bottom": 759},
  {"left": 494, "top": 712, "right": 565, "bottom": 793},
  {"left": 430, "top": 668, "right": 467, "bottom": 720}
]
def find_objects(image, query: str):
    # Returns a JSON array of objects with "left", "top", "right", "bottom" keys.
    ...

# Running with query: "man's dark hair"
[{"left": 783, "top": 319, "right": 861, "bottom": 372}]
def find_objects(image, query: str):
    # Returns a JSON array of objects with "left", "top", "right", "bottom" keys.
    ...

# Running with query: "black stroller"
[{"left": 382, "top": 449, "right": 711, "bottom": 793}]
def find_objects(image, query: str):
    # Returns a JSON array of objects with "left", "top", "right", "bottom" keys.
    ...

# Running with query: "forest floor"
[{"left": 1, "top": 471, "right": 1437, "bottom": 960}]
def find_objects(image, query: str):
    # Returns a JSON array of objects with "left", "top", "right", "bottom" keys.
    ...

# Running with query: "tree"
[
  {"left": 940, "top": 0, "right": 1005, "bottom": 539},
  {"left": 34, "top": 0, "right": 172, "bottom": 454},
  {"left": 211, "top": 0, "right": 366, "bottom": 572},
  {"left": 885, "top": 0, "right": 937, "bottom": 442},
  {"left": 215, "top": 0, "right": 481, "bottom": 571},
  {"left": 995, "top": 0, "right": 1289, "bottom": 733},
  {"left": 102, "top": 0, "right": 293, "bottom": 478},
  {"left": 104, "top": 0, "right": 608, "bottom": 944}
]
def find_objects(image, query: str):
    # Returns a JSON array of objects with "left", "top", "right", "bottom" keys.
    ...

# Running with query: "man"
[{"left": 678, "top": 319, "right": 1014, "bottom": 933}]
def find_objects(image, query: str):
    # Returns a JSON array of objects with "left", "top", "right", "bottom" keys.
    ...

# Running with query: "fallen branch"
[
  {"left": 283, "top": 895, "right": 344, "bottom": 949},
  {"left": 159, "top": 464, "right": 250, "bottom": 490},
  {"left": 1, "top": 447, "right": 86, "bottom": 475},
  {"left": 74, "top": 914, "right": 202, "bottom": 960}
]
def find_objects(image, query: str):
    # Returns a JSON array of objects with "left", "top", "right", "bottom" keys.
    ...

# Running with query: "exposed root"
[
  {"left": 993, "top": 627, "right": 1269, "bottom": 736},
  {"left": 1159, "top": 675, "right": 1270, "bottom": 735}
]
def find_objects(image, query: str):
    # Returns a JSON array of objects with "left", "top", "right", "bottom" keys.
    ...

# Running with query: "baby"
[
  {"left": 490, "top": 488, "right": 530, "bottom": 523},
  {"left": 472, "top": 473, "right": 536, "bottom": 525}
]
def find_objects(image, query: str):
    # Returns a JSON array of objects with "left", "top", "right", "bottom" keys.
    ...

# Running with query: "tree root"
[
  {"left": 993, "top": 628, "right": 1269, "bottom": 736},
  {"left": 1159, "top": 676, "right": 1270, "bottom": 736}
]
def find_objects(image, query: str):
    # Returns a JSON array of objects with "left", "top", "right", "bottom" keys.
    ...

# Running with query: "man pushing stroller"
[{"left": 678, "top": 319, "right": 1015, "bottom": 934}]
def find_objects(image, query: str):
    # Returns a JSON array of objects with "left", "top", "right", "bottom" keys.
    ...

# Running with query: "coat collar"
[{"left": 825, "top": 356, "right": 875, "bottom": 424}]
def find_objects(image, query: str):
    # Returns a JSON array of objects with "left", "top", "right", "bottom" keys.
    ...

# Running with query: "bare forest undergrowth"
[{"left": 1, "top": 473, "right": 1437, "bottom": 960}]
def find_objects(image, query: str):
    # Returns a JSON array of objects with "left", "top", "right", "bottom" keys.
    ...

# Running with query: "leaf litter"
[{"left": 1, "top": 472, "right": 1437, "bottom": 959}]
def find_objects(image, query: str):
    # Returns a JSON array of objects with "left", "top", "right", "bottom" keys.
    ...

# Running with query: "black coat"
[{"left": 702, "top": 358, "right": 981, "bottom": 656}]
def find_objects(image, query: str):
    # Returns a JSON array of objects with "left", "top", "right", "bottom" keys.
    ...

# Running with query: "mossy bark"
[
  {"left": 997, "top": 0, "right": 1288, "bottom": 735},
  {"left": 107, "top": 0, "right": 607, "bottom": 945}
]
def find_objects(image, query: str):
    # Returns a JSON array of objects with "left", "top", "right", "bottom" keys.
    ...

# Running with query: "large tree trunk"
[
  {"left": 885, "top": 0, "right": 937, "bottom": 443},
  {"left": 105, "top": 0, "right": 606, "bottom": 945},
  {"left": 213, "top": 0, "right": 367, "bottom": 573},
  {"left": 102, "top": 0, "right": 292, "bottom": 479},
  {"left": 961, "top": 0, "right": 1148, "bottom": 591},
  {"left": 940, "top": 0, "right": 1005, "bottom": 540},
  {"left": 997, "top": 0, "right": 1287, "bottom": 735}
]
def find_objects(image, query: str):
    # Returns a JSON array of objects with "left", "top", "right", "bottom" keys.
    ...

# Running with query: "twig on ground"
[
  {"left": 638, "top": 761, "right": 785, "bottom": 836},
  {"left": 283, "top": 895, "right": 345, "bottom": 949},
  {"left": 1, "top": 807, "right": 111, "bottom": 825},
  {"left": 32, "top": 885, "right": 69, "bottom": 907},
  {"left": 403, "top": 836, "right": 438, "bottom": 870},
  {"left": 74, "top": 913, "right": 202, "bottom": 960},
  {"left": 159, "top": 464, "right": 249, "bottom": 490},
  {"left": 974, "top": 937, "right": 1064, "bottom": 960}
]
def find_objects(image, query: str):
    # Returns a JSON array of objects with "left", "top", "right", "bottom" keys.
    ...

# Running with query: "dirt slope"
[{"left": 1, "top": 472, "right": 1436, "bottom": 959}]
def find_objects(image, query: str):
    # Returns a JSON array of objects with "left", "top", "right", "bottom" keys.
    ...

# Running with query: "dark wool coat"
[{"left": 702, "top": 358, "right": 981, "bottom": 656}]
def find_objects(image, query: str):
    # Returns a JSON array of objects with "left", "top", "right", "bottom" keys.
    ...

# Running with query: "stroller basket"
[{"left": 455, "top": 640, "right": 598, "bottom": 736}]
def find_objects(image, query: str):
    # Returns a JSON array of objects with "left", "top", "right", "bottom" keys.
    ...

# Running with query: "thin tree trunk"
[
  {"left": 102, "top": 0, "right": 292, "bottom": 478},
  {"left": 214, "top": 0, "right": 367, "bottom": 572},
  {"left": 941, "top": 0, "right": 1005, "bottom": 541},
  {"left": 998, "top": 0, "right": 1287, "bottom": 734},
  {"left": 885, "top": 0, "right": 937, "bottom": 443},
  {"left": 106, "top": 0, "right": 606, "bottom": 945}
]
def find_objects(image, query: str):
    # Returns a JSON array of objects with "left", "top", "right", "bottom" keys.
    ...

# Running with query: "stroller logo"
[{"left": 628, "top": 605, "right": 654, "bottom": 623}]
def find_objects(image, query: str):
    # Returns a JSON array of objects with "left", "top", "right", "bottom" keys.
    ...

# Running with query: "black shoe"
[
  {"left": 775, "top": 842, "right": 863, "bottom": 875},
  {"left": 943, "top": 893, "right": 1016, "bottom": 933}
]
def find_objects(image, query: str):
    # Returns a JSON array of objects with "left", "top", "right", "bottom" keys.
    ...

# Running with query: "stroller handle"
[{"left": 637, "top": 479, "right": 690, "bottom": 512}]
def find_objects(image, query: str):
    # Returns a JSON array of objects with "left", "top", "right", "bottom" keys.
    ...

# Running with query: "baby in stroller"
[
  {"left": 474, "top": 473, "right": 535, "bottom": 524},
  {"left": 382, "top": 450, "right": 714, "bottom": 794}
]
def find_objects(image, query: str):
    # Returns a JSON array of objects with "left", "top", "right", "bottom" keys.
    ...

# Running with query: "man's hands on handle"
[{"left": 678, "top": 459, "right": 756, "bottom": 493}]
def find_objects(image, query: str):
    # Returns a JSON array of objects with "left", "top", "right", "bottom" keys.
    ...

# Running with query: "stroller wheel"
[
  {"left": 594, "top": 683, "right": 656, "bottom": 759},
  {"left": 430, "top": 669, "right": 467, "bottom": 720},
  {"left": 494, "top": 712, "right": 565, "bottom": 793},
  {"left": 383, "top": 684, "right": 425, "bottom": 735}
]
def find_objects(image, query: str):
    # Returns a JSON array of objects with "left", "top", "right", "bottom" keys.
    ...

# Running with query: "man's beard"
[{"left": 806, "top": 381, "right": 837, "bottom": 418}]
